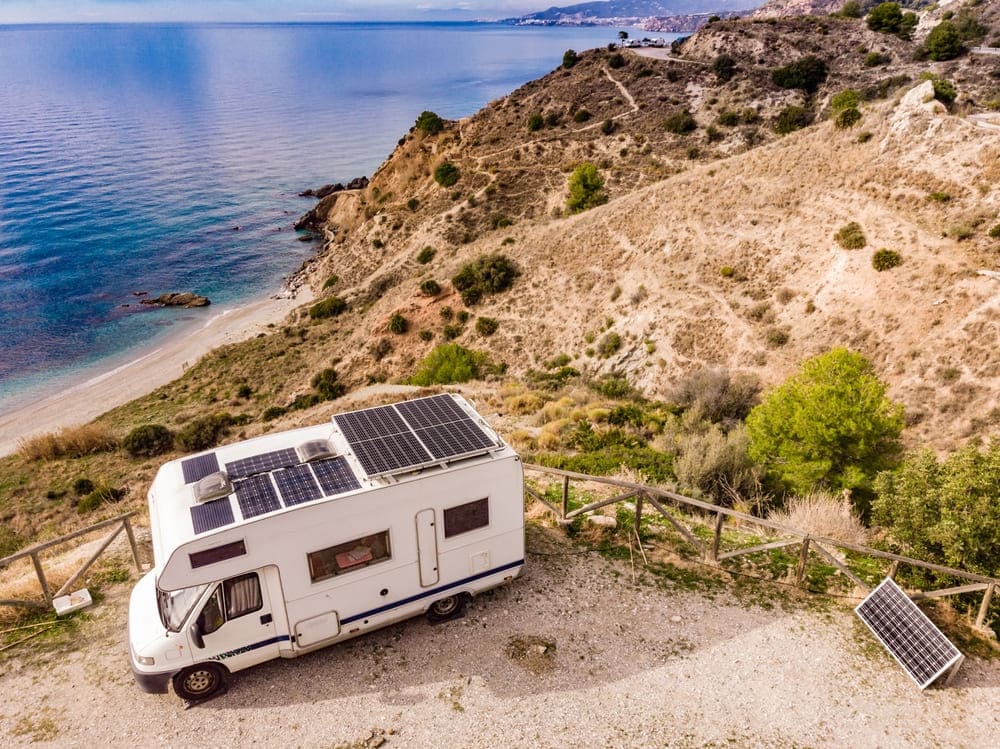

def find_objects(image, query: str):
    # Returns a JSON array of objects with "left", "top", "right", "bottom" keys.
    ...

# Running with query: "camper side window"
[
  {"left": 443, "top": 497, "right": 490, "bottom": 538},
  {"left": 307, "top": 530, "right": 391, "bottom": 583}
]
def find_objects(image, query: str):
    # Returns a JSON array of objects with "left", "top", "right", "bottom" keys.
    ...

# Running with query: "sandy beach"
[{"left": 0, "top": 286, "right": 313, "bottom": 457}]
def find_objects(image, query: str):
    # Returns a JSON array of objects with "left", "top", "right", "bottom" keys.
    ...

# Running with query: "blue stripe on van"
[
  {"left": 210, "top": 634, "right": 291, "bottom": 661},
  {"left": 340, "top": 558, "right": 524, "bottom": 626}
]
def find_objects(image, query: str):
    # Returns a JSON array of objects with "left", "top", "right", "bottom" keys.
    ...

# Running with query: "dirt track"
[{"left": 2, "top": 524, "right": 999, "bottom": 747}]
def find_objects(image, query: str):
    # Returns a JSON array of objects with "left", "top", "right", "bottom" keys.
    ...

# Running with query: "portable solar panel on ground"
[{"left": 855, "top": 578, "right": 964, "bottom": 689}]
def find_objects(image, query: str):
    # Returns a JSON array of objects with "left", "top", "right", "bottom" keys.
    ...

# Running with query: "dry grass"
[
  {"left": 17, "top": 424, "right": 118, "bottom": 461},
  {"left": 768, "top": 491, "right": 868, "bottom": 545}
]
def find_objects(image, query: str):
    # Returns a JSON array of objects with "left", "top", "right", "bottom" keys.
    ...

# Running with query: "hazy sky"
[{"left": 0, "top": 1, "right": 550, "bottom": 23}]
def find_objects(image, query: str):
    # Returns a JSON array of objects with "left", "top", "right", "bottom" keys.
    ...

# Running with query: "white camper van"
[{"left": 128, "top": 393, "right": 524, "bottom": 701}]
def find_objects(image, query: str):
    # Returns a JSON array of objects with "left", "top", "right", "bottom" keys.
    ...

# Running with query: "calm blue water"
[{"left": 0, "top": 22, "right": 633, "bottom": 413}]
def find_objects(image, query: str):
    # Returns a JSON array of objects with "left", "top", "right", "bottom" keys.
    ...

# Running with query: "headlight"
[{"left": 137, "top": 655, "right": 155, "bottom": 666}]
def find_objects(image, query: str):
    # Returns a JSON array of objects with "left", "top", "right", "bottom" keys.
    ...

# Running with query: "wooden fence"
[
  {"left": 523, "top": 464, "right": 998, "bottom": 632},
  {"left": 0, "top": 512, "right": 143, "bottom": 611}
]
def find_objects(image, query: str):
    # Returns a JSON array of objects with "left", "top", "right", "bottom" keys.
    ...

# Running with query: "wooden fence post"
[
  {"left": 796, "top": 537, "right": 811, "bottom": 586},
  {"left": 710, "top": 511, "right": 725, "bottom": 564},
  {"left": 976, "top": 583, "right": 996, "bottom": 630},
  {"left": 561, "top": 475, "right": 570, "bottom": 519},
  {"left": 30, "top": 552, "right": 52, "bottom": 606},
  {"left": 634, "top": 494, "right": 643, "bottom": 539},
  {"left": 887, "top": 560, "right": 900, "bottom": 580},
  {"left": 123, "top": 516, "right": 142, "bottom": 571}
]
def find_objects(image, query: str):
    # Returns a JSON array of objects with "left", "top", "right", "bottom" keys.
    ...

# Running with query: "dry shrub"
[
  {"left": 18, "top": 424, "right": 118, "bottom": 461},
  {"left": 503, "top": 391, "right": 545, "bottom": 415},
  {"left": 537, "top": 397, "right": 574, "bottom": 425},
  {"left": 768, "top": 491, "right": 868, "bottom": 545},
  {"left": 507, "top": 429, "right": 537, "bottom": 451}
]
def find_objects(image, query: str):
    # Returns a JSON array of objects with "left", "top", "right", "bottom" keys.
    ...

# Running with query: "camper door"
[{"left": 189, "top": 567, "right": 285, "bottom": 672}]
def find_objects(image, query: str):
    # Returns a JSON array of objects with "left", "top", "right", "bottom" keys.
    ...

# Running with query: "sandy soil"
[
  {"left": 0, "top": 287, "right": 313, "bottom": 457},
  {"left": 1, "top": 525, "right": 998, "bottom": 748}
]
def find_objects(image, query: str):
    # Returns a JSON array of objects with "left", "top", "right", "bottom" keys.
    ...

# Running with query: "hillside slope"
[{"left": 298, "top": 14, "right": 1000, "bottom": 451}]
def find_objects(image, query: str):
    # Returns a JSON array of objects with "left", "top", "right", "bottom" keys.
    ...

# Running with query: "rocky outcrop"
[
  {"left": 296, "top": 177, "right": 370, "bottom": 233},
  {"left": 299, "top": 176, "right": 370, "bottom": 199},
  {"left": 140, "top": 292, "right": 211, "bottom": 308}
]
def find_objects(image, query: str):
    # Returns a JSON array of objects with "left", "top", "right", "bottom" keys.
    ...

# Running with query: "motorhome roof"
[{"left": 148, "top": 393, "right": 511, "bottom": 563}]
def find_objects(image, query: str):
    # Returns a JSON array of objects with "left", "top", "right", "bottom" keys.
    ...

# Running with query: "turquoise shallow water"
[{"left": 0, "top": 22, "right": 636, "bottom": 412}]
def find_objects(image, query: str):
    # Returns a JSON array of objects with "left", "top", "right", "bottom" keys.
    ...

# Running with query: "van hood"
[{"left": 128, "top": 569, "right": 166, "bottom": 653}]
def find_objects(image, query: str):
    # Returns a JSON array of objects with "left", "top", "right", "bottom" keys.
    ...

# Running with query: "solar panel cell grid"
[
  {"left": 234, "top": 474, "right": 281, "bottom": 519},
  {"left": 190, "top": 498, "right": 235, "bottom": 534},
  {"left": 396, "top": 393, "right": 468, "bottom": 428},
  {"left": 311, "top": 456, "right": 361, "bottom": 497},
  {"left": 226, "top": 448, "right": 299, "bottom": 480},
  {"left": 351, "top": 432, "right": 433, "bottom": 476},
  {"left": 273, "top": 464, "right": 323, "bottom": 507},
  {"left": 181, "top": 453, "right": 220, "bottom": 484},
  {"left": 334, "top": 406, "right": 409, "bottom": 443},
  {"left": 415, "top": 419, "right": 495, "bottom": 460},
  {"left": 855, "top": 578, "right": 962, "bottom": 689}
]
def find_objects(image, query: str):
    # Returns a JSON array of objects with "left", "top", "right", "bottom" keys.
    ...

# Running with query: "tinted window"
[{"left": 443, "top": 497, "right": 489, "bottom": 537}]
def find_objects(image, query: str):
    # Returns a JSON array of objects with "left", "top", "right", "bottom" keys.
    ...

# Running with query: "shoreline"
[{"left": 0, "top": 284, "right": 314, "bottom": 457}]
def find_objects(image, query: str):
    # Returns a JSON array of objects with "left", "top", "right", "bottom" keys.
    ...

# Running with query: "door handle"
[{"left": 260, "top": 613, "right": 273, "bottom": 625}]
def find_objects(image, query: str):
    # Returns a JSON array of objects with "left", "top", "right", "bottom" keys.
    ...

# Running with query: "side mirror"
[{"left": 189, "top": 620, "right": 205, "bottom": 649}]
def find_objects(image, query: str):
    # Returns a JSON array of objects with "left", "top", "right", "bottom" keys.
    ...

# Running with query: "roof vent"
[
  {"left": 296, "top": 439, "right": 336, "bottom": 463},
  {"left": 194, "top": 471, "right": 232, "bottom": 503}
]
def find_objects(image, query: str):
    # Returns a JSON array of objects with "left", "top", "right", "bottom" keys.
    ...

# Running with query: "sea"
[{"left": 0, "top": 21, "right": 655, "bottom": 416}]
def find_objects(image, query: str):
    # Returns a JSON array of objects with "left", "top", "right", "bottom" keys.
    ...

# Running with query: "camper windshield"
[{"left": 156, "top": 583, "right": 208, "bottom": 632}]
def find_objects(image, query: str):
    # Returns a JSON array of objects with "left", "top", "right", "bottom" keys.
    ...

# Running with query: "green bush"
[
  {"left": 388, "top": 313, "right": 409, "bottom": 334},
  {"left": 415, "top": 111, "right": 445, "bottom": 135},
  {"left": 572, "top": 109, "right": 591, "bottom": 123},
  {"left": 262, "top": 406, "right": 286, "bottom": 421},
  {"left": 830, "top": 89, "right": 860, "bottom": 111},
  {"left": 774, "top": 106, "right": 812, "bottom": 134},
  {"left": 835, "top": 108, "right": 862, "bottom": 129},
  {"left": 669, "top": 367, "right": 760, "bottom": 424},
  {"left": 562, "top": 49, "right": 579, "bottom": 69},
  {"left": 312, "top": 368, "right": 345, "bottom": 400},
  {"left": 720, "top": 265, "right": 735, "bottom": 277},
  {"left": 420, "top": 279, "right": 442, "bottom": 296},
  {"left": 872, "top": 249, "right": 901, "bottom": 271},
  {"left": 122, "top": 424, "right": 174, "bottom": 458},
  {"left": 765, "top": 327, "right": 789, "bottom": 347},
  {"left": 433, "top": 161, "right": 460, "bottom": 187},
  {"left": 597, "top": 332, "right": 621, "bottom": 358},
  {"left": 309, "top": 296, "right": 347, "bottom": 319},
  {"left": 664, "top": 109, "right": 697, "bottom": 135},
  {"left": 451, "top": 253, "right": 520, "bottom": 305},
  {"left": 988, "top": 223, "right": 1000, "bottom": 239},
  {"left": 77, "top": 485, "right": 125, "bottom": 514},
  {"left": 565, "top": 162, "right": 607, "bottom": 214},
  {"left": 927, "top": 191, "right": 951, "bottom": 203},
  {"left": 175, "top": 413, "right": 236, "bottom": 452},
  {"left": 418, "top": 330, "right": 434, "bottom": 342},
  {"left": 608, "top": 53, "right": 625, "bottom": 69},
  {"left": 834, "top": 222, "right": 867, "bottom": 249},
  {"left": 527, "top": 113, "right": 544, "bottom": 131},
  {"left": 772, "top": 56, "right": 828, "bottom": 93},
  {"left": 747, "top": 348, "right": 904, "bottom": 512},
  {"left": 406, "top": 197, "right": 420, "bottom": 211},
  {"left": 73, "top": 478, "right": 95, "bottom": 496},
  {"left": 864, "top": 51, "right": 890, "bottom": 67},
  {"left": 839, "top": 1, "right": 862, "bottom": 18},
  {"left": 717, "top": 110, "right": 739, "bottom": 127},
  {"left": 322, "top": 274, "right": 339, "bottom": 290},
  {"left": 475, "top": 316, "right": 499, "bottom": 336},
  {"left": 417, "top": 246, "right": 436, "bottom": 264},
  {"left": 926, "top": 20, "right": 964, "bottom": 61},
  {"left": 866, "top": 2, "right": 916, "bottom": 39},
  {"left": 925, "top": 75, "right": 957, "bottom": 105},
  {"left": 873, "top": 441, "right": 1000, "bottom": 576},
  {"left": 409, "top": 344, "right": 493, "bottom": 386},
  {"left": 600, "top": 119, "right": 615, "bottom": 135},
  {"left": 675, "top": 425, "right": 757, "bottom": 504},
  {"left": 712, "top": 54, "right": 736, "bottom": 83}
]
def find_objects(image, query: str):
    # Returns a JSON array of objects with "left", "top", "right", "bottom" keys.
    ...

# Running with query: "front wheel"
[
  {"left": 173, "top": 663, "right": 226, "bottom": 701},
  {"left": 426, "top": 594, "right": 467, "bottom": 623}
]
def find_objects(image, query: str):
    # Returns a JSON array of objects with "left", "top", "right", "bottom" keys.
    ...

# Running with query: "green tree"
[
  {"left": 566, "top": 162, "right": 607, "bottom": 214},
  {"left": 873, "top": 442, "right": 1000, "bottom": 577},
  {"left": 563, "top": 49, "right": 579, "bottom": 68},
  {"left": 839, "top": 1, "right": 862, "bottom": 18},
  {"left": 926, "top": 21, "right": 964, "bottom": 61},
  {"left": 772, "top": 55, "right": 828, "bottom": 93},
  {"left": 414, "top": 110, "right": 445, "bottom": 135},
  {"left": 867, "top": 2, "right": 903, "bottom": 34},
  {"left": 433, "top": 161, "right": 460, "bottom": 187},
  {"left": 618, "top": 30, "right": 628, "bottom": 46},
  {"left": 746, "top": 348, "right": 904, "bottom": 512}
]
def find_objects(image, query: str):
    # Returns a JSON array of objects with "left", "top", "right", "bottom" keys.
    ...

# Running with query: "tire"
[
  {"left": 426, "top": 594, "right": 467, "bottom": 623},
  {"left": 172, "top": 663, "right": 226, "bottom": 701}
]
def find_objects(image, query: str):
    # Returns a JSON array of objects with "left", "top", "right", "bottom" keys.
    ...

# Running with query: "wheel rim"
[
  {"left": 433, "top": 596, "right": 457, "bottom": 616},
  {"left": 184, "top": 668, "right": 217, "bottom": 695}
]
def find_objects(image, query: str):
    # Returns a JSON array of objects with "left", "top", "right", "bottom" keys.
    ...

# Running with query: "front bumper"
[{"left": 131, "top": 661, "right": 174, "bottom": 694}]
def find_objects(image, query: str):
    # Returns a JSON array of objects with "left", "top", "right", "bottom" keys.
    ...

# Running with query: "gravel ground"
[{"left": 2, "top": 524, "right": 998, "bottom": 748}]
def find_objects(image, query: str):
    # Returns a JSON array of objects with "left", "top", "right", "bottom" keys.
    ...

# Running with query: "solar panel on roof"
[
  {"left": 273, "top": 464, "right": 323, "bottom": 507},
  {"left": 333, "top": 405, "right": 409, "bottom": 443},
  {"left": 226, "top": 448, "right": 299, "bottom": 480},
  {"left": 396, "top": 393, "right": 468, "bottom": 428},
  {"left": 190, "top": 498, "right": 235, "bottom": 534},
  {"left": 351, "top": 432, "right": 433, "bottom": 476},
  {"left": 415, "top": 420, "right": 496, "bottom": 460},
  {"left": 182, "top": 453, "right": 220, "bottom": 484},
  {"left": 855, "top": 578, "right": 964, "bottom": 689},
  {"left": 234, "top": 474, "right": 281, "bottom": 519},
  {"left": 311, "top": 456, "right": 361, "bottom": 497}
]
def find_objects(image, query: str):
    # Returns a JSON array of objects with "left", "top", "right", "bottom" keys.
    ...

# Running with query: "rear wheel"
[
  {"left": 173, "top": 663, "right": 225, "bottom": 701},
  {"left": 426, "top": 594, "right": 467, "bottom": 623}
]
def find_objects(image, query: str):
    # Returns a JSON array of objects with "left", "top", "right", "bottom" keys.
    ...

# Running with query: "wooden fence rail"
[
  {"left": 523, "top": 464, "right": 1000, "bottom": 632},
  {"left": 0, "top": 512, "right": 142, "bottom": 611}
]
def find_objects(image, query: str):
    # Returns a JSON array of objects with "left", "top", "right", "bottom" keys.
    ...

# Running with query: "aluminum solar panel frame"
[
  {"left": 855, "top": 578, "right": 964, "bottom": 689},
  {"left": 350, "top": 432, "right": 433, "bottom": 477},
  {"left": 415, "top": 420, "right": 495, "bottom": 461}
]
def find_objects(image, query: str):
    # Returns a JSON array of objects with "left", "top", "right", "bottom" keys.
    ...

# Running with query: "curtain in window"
[{"left": 225, "top": 575, "right": 261, "bottom": 618}]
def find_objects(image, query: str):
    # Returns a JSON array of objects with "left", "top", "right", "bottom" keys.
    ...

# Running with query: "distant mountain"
[{"left": 504, "top": 1, "right": 763, "bottom": 26}]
